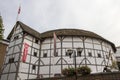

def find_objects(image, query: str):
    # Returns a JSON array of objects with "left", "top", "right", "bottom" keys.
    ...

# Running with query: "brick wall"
[
  {"left": 28, "top": 72, "right": 120, "bottom": 80},
  {"left": 0, "top": 41, "right": 8, "bottom": 73}
]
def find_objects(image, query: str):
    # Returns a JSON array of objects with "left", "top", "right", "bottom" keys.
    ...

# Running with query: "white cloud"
[{"left": 1, "top": 0, "right": 120, "bottom": 46}]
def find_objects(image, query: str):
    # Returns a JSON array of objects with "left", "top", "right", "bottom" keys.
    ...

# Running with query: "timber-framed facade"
[{"left": 0, "top": 21, "right": 116, "bottom": 80}]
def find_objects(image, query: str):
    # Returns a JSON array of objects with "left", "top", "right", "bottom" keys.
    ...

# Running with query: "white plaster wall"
[
  {"left": 9, "top": 63, "right": 16, "bottom": 72},
  {"left": 85, "top": 43, "right": 93, "bottom": 48},
  {"left": 25, "top": 55, "right": 30, "bottom": 63},
  {"left": 31, "top": 57, "right": 38, "bottom": 64},
  {"left": 1, "top": 74, "right": 8, "bottom": 80},
  {"left": 94, "top": 44, "right": 101, "bottom": 50},
  {"left": 14, "top": 54, "right": 19, "bottom": 61},
  {"left": 73, "top": 42, "right": 83, "bottom": 48},
  {"left": 73, "top": 37, "right": 82, "bottom": 42},
  {"left": 25, "top": 35, "right": 33, "bottom": 41},
  {"left": 33, "top": 43, "right": 39, "bottom": 49},
  {"left": 7, "top": 47, "right": 13, "bottom": 55},
  {"left": 29, "top": 75, "right": 37, "bottom": 79},
  {"left": 41, "top": 58, "right": 50, "bottom": 64},
  {"left": 13, "top": 45, "right": 20, "bottom": 53},
  {"left": 3, "top": 64, "right": 10, "bottom": 73},
  {"left": 8, "top": 73, "right": 15, "bottom": 80},
  {"left": 19, "top": 63, "right": 29, "bottom": 73},
  {"left": 40, "top": 66, "right": 49, "bottom": 74},
  {"left": 15, "top": 38, "right": 22, "bottom": 44},
  {"left": 18, "top": 73, "right": 28, "bottom": 80}
]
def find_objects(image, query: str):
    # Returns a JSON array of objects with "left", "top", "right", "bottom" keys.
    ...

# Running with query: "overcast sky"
[{"left": 0, "top": 0, "right": 120, "bottom": 46}]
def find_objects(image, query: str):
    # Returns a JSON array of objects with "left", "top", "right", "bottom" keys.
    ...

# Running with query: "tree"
[{"left": 0, "top": 15, "right": 4, "bottom": 40}]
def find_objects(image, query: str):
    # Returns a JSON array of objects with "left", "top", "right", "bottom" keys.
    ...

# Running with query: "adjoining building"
[
  {"left": 115, "top": 46, "right": 120, "bottom": 70},
  {"left": 0, "top": 39, "right": 9, "bottom": 73},
  {"left": 0, "top": 21, "right": 117, "bottom": 80}
]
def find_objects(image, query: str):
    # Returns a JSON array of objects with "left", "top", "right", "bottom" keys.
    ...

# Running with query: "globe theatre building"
[{"left": 0, "top": 21, "right": 116, "bottom": 80}]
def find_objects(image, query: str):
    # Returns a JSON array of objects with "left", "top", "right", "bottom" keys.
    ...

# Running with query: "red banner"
[
  {"left": 22, "top": 43, "right": 29, "bottom": 62},
  {"left": 53, "top": 32, "right": 57, "bottom": 56}
]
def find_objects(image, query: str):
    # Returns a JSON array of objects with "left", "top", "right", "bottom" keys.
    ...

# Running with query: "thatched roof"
[
  {"left": 7, "top": 21, "right": 116, "bottom": 52},
  {"left": 7, "top": 21, "right": 40, "bottom": 40}
]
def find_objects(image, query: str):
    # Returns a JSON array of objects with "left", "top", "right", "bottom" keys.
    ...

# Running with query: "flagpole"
[{"left": 16, "top": 4, "right": 21, "bottom": 22}]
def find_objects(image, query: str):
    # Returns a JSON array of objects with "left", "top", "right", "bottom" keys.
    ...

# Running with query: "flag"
[
  {"left": 22, "top": 43, "right": 29, "bottom": 62},
  {"left": 53, "top": 32, "right": 57, "bottom": 56},
  {"left": 18, "top": 6, "right": 21, "bottom": 14}
]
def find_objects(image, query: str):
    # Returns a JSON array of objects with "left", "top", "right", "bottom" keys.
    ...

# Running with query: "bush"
[
  {"left": 77, "top": 66, "right": 91, "bottom": 75},
  {"left": 62, "top": 67, "right": 76, "bottom": 76}
]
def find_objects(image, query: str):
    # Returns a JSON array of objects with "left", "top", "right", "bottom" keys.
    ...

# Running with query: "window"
[
  {"left": 35, "top": 39, "right": 39, "bottom": 44},
  {"left": 14, "top": 35, "right": 19, "bottom": 40},
  {"left": 32, "top": 65, "right": 36, "bottom": 70},
  {"left": 34, "top": 52, "right": 37, "bottom": 57},
  {"left": 98, "top": 53, "right": 101, "bottom": 58},
  {"left": 77, "top": 48, "right": 83, "bottom": 57},
  {"left": 54, "top": 52, "right": 58, "bottom": 57},
  {"left": 88, "top": 52, "right": 92, "bottom": 57},
  {"left": 43, "top": 53, "right": 47, "bottom": 57},
  {"left": 106, "top": 55, "right": 109, "bottom": 59},
  {"left": 66, "top": 49, "right": 73, "bottom": 57},
  {"left": 9, "top": 58, "right": 14, "bottom": 63},
  {"left": 77, "top": 51, "right": 82, "bottom": 56}
]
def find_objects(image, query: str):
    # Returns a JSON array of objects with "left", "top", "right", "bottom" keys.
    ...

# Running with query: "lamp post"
[{"left": 67, "top": 49, "right": 77, "bottom": 80}]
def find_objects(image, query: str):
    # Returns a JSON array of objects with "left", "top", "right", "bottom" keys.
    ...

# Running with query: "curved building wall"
[{"left": 40, "top": 36, "right": 115, "bottom": 77}]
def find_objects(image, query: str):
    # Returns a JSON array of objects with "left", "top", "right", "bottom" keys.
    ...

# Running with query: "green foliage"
[
  {"left": 0, "top": 16, "right": 4, "bottom": 40},
  {"left": 77, "top": 66, "right": 91, "bottom": 75},
  {"left": 110, "top": 61, "right": 118, "bottom": 69},
  {"left": 62, "top": 68, "right": 76, "bottom": 76},
  {"left": 62, "top": 66, "right": 91, "bottom": 76}
]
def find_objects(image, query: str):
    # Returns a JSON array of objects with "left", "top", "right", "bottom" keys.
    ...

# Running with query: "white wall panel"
[
  {"left": 40, "top": 66, "right": 49, "bottom": 74},
  {"left": 74, "top": 42, "right": 83, "bottom": 48},
  {"left": 43, "top": 38, "right": 50, "bottom": 44},
  {"left": 8, "top": 73, "right": 15, "bottom": 80},
  {"left": 14, "top": 46, "right": 20, "bottom": 53},
  {"left": 18, "top": 73, "right": 28, "bottom": 80},
  {"left": 1, "top": 74, "right": 7, "bottom": 80},
  {"left": 24, "top": 39, "right": 32, "bottom": 46},
  {"left": 42, "top": 44, "right": 50, "bottom": 49},
  {"left": 9, "top": 41, "right": 15, "bottom": 47},
  {"left": 87, "top": 58, "right": 95, "bottom": 64},
  {"left": 5, "top": 57, "right": 9, "bottom": 64},
  {"left": 33, "top": 43, "right": 39, "bottom": 49},
  {"left": 10, "top": 63, "right": 16, "bottom": 72},
  {"left": 25, "top": 35, "right": 33, "bottom": 41},
  {"left": 25, "top": 55, "right": 30, "bottom": 63},
  {"left": 7, "top": 47, "right": 13, "bottom": 55},
  {"left": 51, "top": 65, "right": 61, "bottom": 74},
  {"left": 31, "top": 57, "right": 38, "bottom": 64},
  {"left": 73, "top": 37, "right": 82, "bottom": 41},
  {"left": 85, "top": 38, "right": 92, "bottom": 43},
  {"left": 19, "top": 63, "right": 29, "bottom": 72},
  {"left": 85, "top": 43, "right": 93, "bottom": 48},
  {"left": 15, "top": 38, "right": 22, "bottom": 44},
  {"left": 94, "top": 44, "right": 101, "bottom": 50},
  {"left": 97, "top": 66, "right": 104, "bottom": 72},
  {"left": 89, "top": 66, "right": 97, "bottom": 73},
  {"left": 29, "top": 75, "right": 37, "bottom": 79},
  {"left": 96, "top": 58, "right": 103, "bottom": 65},
  {"left": 3, "top": 64, "right": 10, "bottom": 73},
  {"left": 93, "top": 39, "right": 100, "bottom": 44},
  {"left": 63, "top": 42, "right": 72, "bottom": 48},
  {"left": 41, "top": 58, "right": 50, "bottom": 64},
  {"left": 63, "top": 37, "right": 72, "bottom": 41}
]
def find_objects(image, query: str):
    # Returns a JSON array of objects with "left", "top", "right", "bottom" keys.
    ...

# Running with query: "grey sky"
[{"left": 0, "top": 0, "right": 120, "bottom": 46}]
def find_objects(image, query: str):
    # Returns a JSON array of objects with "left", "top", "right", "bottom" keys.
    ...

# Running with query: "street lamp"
[{"left": 67, "top": 49, "right": 77, "bottom": 80}]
